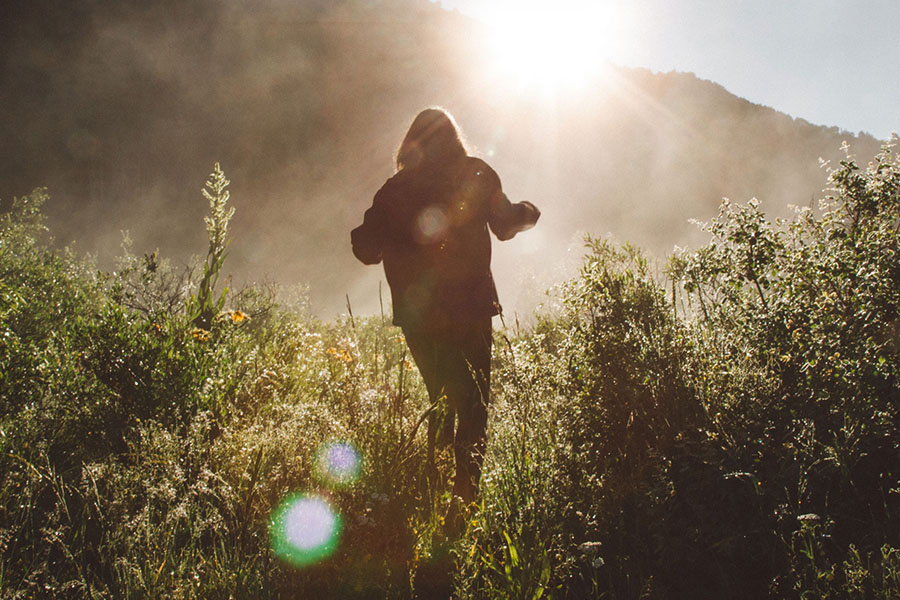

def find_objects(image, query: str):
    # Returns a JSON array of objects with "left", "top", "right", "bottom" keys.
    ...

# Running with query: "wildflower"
[
  {"left": 326, "top": 347, "right": 354, "bottom": 363},
  {"left": 216, "top": 310, "right": 250, "bottom": 324},
  {"left": 797, "top": 513, "right": 821, "bottom": 522},
  {"left": 191, "top": 328, "right": 210, "bottom": 342}
]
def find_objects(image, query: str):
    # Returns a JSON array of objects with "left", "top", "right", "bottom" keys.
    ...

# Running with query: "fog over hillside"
[{"left": 0, "top": 0, "right": 883, "bottom": 319}]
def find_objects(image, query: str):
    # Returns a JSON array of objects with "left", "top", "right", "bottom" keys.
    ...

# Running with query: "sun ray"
[{"left": 480, "top": 1, "right": 627, "bottom": 92}]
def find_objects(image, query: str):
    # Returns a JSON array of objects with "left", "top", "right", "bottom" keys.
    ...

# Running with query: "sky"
[{"left": 435, "top": 0, "right": 899, "bottom": 140}]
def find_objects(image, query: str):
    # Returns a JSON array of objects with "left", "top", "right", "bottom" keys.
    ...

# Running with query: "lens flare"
[
  {"left": 316, "top": 441, "right": 362, "bottom": 487},
  {"left": 270, "top": 494, "right": 341, "bottom": 566},
  {"left": 414, "top": 206, "right": 448, "bottom": 244}
]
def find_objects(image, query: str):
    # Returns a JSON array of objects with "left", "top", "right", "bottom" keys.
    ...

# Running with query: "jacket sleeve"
[
  {"left": 471, "top": 160, "right": 540, "bottom": 241},
  {"left": 351, "top": 191, "right": 387, "bottom": 265},
  {"left": 488, "top": 188, "right": 541, "bottom": 242}
]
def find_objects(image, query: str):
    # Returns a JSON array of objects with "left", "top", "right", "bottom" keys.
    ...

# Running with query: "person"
[{"left": 351, "top": 108, "right": 539, "bottom": 515}]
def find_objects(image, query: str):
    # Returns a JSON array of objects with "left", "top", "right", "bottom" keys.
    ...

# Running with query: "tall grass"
[{"left": 2, "top": 145, "right": 899, "bottom": 598}]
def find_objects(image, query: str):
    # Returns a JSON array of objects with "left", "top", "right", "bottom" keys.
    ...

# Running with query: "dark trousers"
[{"left": 403, "top": 318, "right": 492, "bottom": 504}]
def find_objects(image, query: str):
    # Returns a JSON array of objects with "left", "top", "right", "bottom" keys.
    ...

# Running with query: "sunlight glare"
[{"left": 483, "top": 1, "right": 625, "bottom": 91}]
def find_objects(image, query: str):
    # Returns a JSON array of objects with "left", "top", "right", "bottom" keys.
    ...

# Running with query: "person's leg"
[
  {"left": 403, "top": 329, "right": 455, "bottom": 493},
  {"left": 448, "top": 319, "right": 492, "bottom": 504}
]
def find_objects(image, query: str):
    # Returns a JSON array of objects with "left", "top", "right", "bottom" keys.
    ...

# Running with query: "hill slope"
[{"left": 0, "top": 0, "right": 883, "bottom": 316}]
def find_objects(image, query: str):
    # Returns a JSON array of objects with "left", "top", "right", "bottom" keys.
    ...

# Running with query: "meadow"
[{"left": 1, "top": 145, "right": 899, "bottom": 599}]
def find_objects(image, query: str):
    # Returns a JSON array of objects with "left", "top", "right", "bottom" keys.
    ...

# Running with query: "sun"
[{"left": 481, "top": 1, "right": 625, "bottom": 91}]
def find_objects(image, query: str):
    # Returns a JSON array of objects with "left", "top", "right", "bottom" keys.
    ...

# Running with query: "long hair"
[{"left": 396, "top": 108, "right": 468, "bottom": 172}]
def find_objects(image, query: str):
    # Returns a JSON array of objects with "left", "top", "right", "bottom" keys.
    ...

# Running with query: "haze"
[{"left": 0, "top": 0, "right": 887, "bottom": 320}]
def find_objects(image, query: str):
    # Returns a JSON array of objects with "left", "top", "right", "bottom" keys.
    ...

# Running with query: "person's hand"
[{"left": 519, "top": 201, "right": 540, "bottom": 229}]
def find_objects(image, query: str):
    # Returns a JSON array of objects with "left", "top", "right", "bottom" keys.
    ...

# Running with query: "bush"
[
  {"left": 2, "top": 143, "right": 898, "bottom": 598},
  {"left": 0, "top": 171, "right": 436, "bottom": 598}
]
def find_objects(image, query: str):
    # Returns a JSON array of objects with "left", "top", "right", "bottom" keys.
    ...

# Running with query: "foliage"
[
  {"left": 1, "top": 143, "right": 899, "bottom": 598},
  {"left": 190, "top": 162, "right": 235, "bottom": 330},
  {"left": 669, "top": 140, "right": 900, "bottom": 597},
  {"left": 454, "top": 331, "right": 568, "bottom": 600}
]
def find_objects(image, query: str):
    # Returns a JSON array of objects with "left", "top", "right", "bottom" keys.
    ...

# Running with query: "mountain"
[{"left": 0, "top": 0, "right": 884, "bottom": 318}]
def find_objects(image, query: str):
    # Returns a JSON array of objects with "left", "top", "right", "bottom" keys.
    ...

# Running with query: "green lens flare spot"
[{"left": 270, "top": 493, "right": 341, "bottom": 567}]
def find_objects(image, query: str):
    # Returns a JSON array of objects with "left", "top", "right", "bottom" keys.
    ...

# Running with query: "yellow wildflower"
[
  {"left": 326, "top": 347, "right": 353, "bottom": 363},
  {"left": 217, "top": 310, "right": 250, "bottom": 324}
]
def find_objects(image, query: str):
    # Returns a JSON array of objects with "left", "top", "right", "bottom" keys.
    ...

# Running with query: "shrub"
[
  {"left": 3, "top": 142, "right": 898, "bottom": 598},
  {"left": 676, "top": 139, "right": 900, "bottom": 596}
]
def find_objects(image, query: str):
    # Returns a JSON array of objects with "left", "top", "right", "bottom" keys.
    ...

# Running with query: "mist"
[{"left": 0, "top": 0, "right": 883, "bottom": 321}]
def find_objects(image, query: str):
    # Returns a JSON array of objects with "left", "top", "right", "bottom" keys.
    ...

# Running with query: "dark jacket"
[{"left": 351, "top": 157, "right": 539, "bottom": 331}]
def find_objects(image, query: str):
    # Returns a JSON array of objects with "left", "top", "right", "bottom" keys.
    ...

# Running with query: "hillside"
[{"left": 0, "top": 0, "right": 884, "bottom": 317}]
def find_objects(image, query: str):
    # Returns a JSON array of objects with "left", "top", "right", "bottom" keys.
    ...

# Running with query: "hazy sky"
[{"left": 435, "top": 0, "right": 899, "bottom": 140}]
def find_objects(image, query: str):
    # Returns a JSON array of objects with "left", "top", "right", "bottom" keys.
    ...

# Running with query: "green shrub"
[
  {"left": 676, "top": 140, "right": 900, "bottom": 596},
  {"left": 2, "top": 142, "right": 898, "bottom": 598}
]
